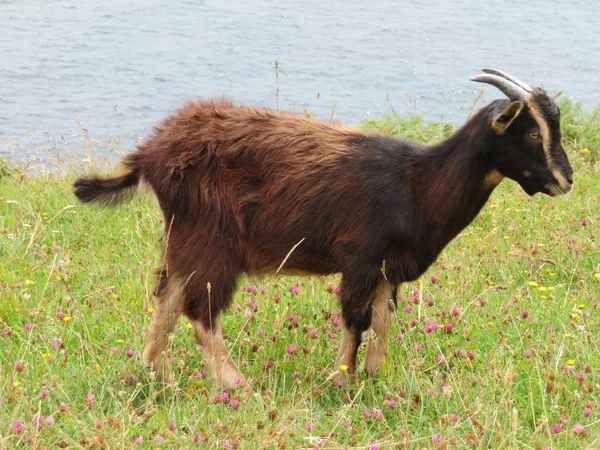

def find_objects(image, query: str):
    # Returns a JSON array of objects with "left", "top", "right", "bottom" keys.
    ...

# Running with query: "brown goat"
[{"left": 74, "top": 69, "right": 573, "bottom": 389}]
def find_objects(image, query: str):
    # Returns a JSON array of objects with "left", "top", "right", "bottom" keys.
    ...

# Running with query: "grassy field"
[{"left": 1, "top": 102, "right": 599, "bottom": 449}]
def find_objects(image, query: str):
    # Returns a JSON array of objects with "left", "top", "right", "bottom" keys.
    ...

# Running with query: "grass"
[{"left": 1, "top": 106, "right": 599, "bottom": 449}]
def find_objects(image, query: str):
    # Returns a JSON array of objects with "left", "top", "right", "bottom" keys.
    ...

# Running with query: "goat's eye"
[{"left": 529, "top": 132, "right": 540, "bottom": 139}]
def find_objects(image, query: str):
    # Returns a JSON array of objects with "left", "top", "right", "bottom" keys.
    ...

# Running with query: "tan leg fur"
[
  {"left": 364, "top": 283, "right": 395, "bottom": 375},
  {"left": 334, "top": 317, "right": 360, "bottom": 377},
  {"left": 142, "top": 278, "right": 183, "bottom": 382},
  {"left": 194, "top": 317, "right": 245, "bottom": 390}
]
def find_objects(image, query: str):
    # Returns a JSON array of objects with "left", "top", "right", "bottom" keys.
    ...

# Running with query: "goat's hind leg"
[
  {"left": 142, "top": 268, "right": 183, "bottom": 382},
  {"left": 186, "top": 272, "right": 245, "bottom": 391},
  {"left": 193, "top": 316, "right": 245, "bottom": 391}
]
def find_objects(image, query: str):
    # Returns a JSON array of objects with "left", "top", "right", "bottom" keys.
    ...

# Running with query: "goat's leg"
[
  {"left": 335, "top": 317, "right": 362, "bottom": 377},
  {"left": 142, "top": 273, "right": 183, "bottom": 382},
  {"left": 364, "top": 283, "right": 396, "bottom": 375},
  {"left": 335, "top": 271, "right": 381, "bottom": 377},
  {"left": 193, "top": 316, "right": 245, "bottom": 391},
  {"left": 183, "top": 263, "right": 244, "bottom": 391}
]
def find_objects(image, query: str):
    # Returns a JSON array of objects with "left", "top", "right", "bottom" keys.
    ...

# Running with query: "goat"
[{"left": 74, "top": 69, "right": 573, "bottom": 389}]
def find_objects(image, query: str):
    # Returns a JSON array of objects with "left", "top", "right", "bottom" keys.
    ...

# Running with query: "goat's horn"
[
  {"left": 482, "top": 68, "right": 532, "bottom": 93},
  {"left": 470, "top": 73, "right": 530, "bottom": 101}
]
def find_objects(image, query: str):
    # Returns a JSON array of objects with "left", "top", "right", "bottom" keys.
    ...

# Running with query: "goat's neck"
[{"left": 415, "top": 127, "right": 500, "bottom": 254}]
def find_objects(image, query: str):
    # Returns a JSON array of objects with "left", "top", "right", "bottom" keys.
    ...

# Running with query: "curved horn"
[
  {"left": 470, "top": 73, "right": 530, "bottom": 101},
  {"left": 482, "top": 68, "right": 532, "bottom": 93}
]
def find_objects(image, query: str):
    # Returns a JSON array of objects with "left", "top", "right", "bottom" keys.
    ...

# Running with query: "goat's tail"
[{"left": 73, "top": 165, "right": 140, "bottom": 206}]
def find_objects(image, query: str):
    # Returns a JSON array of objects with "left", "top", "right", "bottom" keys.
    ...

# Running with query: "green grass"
[{"left": 1, "top": 107, "right": 599, "bottom": 449}]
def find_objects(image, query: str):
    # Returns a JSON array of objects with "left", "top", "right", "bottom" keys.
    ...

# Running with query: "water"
[{"left": 1, "top": 0, "right": 598, "bottom": 161}]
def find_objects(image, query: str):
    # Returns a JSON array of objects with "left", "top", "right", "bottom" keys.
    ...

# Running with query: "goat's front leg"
[
  {"left": 364, "top": 284, "right": 396, "bottom": 375},
  {"left": 335, "top": 318, "right": 362, "bottom": 377},
  {"left": 335, "top": 272, "right": 381, "bottom": 377}
]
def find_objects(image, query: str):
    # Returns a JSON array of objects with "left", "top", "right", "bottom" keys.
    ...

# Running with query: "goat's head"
[{"left": 472, "top": 69, "right": 573, "bottom": 197}]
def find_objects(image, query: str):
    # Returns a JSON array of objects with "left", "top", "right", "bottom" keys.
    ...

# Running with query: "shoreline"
[{"left": 1, "top": 98, "right": 598, "bottom": 170}]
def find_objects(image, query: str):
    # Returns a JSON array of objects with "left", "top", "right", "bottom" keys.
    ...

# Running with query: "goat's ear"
[{"left": 492, "top": 101, "right": 524, "bottom": 135}]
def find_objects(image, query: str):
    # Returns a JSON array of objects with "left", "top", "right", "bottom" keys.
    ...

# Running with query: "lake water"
[{"left": 1, "top": 0, "right": 598, "bottom": 161}]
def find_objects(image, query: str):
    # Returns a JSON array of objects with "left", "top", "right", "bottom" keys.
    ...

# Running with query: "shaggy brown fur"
[{"left": 74, "top": 91, "right": 572, "bottom": 388}]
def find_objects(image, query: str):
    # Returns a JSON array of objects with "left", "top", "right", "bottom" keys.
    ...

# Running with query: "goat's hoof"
[
  {"left": 363, "top": 366, "right": 382, "bottom": 377},
  {"left": 214, "top": 363, "right": 246, "bottom": 391},
  {"left": 363, "top": 359, "right": 384, "bottom": 377},
  {"left": 143, "top": 356, "right": 172, "bottom": 384},
  {"left": 147, "top": 366, "right": 174, "bottom": 384}
]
